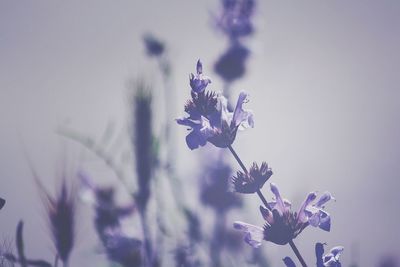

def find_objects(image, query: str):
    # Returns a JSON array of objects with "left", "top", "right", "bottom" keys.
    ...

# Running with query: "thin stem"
[
  {"left": 227, "top": 145, "right": 247, "bottom": 174},
  {"left": 227, "top": 145, "right": 271, "bottom": 209},
  {"left": 54, "top": 255, "right": 59, "bottom": 267},
  {"left": 289, "top": 240, "right": 308, "bottom": 267},
  {"left": 256, "top": 190, "right": 270, "bottom": 209}
]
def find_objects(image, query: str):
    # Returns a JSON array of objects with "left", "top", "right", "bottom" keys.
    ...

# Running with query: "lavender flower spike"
[
  {"left": 234, "top": 183, "right": 334, "bottom": 246},
  {"left": 323, "top": 246, "right": 344, "bottom": 267},
  {"left": 178, "top": 60, "right": 254, "bottom": 149},
  {"left": 189, "top": 59, "right": 211, "bottom": 93}
]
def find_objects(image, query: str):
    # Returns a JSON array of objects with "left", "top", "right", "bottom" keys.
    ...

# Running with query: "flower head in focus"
[
  {"left": 234, "top": 183, "right": 334, "bottom": 247},
  {"left": 177, "top": 61, "right": 254, "bottom": 150},
  {"left": 232, "top": 162, "right": 272, "bottom": 194}
]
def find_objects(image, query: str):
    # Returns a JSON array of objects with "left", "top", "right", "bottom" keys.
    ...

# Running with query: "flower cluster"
[
  {"left": 177, "top": 60, "right": 254, "bottom": 150},
  {"left": 178, "top": 59, "right": 344, "bottom": 266},
  {"left": 234, "top": 183, "right": 334, "bottom": 247},
  {"left": 232, "top": 162, "right": 272, "bottom": 194}
]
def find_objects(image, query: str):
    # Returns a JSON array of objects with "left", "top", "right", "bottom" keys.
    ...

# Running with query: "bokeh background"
[{"left": 1, "top": 0, "right": 399, "bottom": 266}]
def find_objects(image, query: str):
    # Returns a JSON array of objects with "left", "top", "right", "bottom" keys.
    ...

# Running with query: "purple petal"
[
  {"left": 270, "top": 183, "right": 287, "bottom": 215},
  {"left": 315, "top": 243, "right": 325, "bottom": 267},
  {"left": 315, "top": 192, "right": 334, "bottom": 208},
  {"left": 259, "top": 206, "right": 274, "bottom": 225},
  {"left": 196, "top": 59, "right": 203, "bottom": 74},
  {"left": 186, "top": 131, "right": 206, "bottom": 150},
  {"left": 233, "top": 221, "right": 264, "bottom": 248},
  {"left": 297, "top": 192, "right": 317, "bottom": 223},
  {"left": 283, "top": 257, "right": 297, "bottom": 267},
  {"left": 232, "top": 91, "right": 254, "bottom": 129},
  {"left": 330, "top": 246, "right": 344, "bottom": 260}
]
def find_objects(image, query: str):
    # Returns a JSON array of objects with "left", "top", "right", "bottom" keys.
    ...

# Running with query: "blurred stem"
[
  {"left": 210, "top": 211, "right": 226, "bottom": 266},
  {"left": 139, "top": 211, "right": 153, "bottom": 267},
  {"left": 54, "top": 255, "right": 58, "bottom": 267},
  {"left": 227, "top": 145, "right": 308, "bottom": 267},
  {"left": 289, "top": 240, "right": 307, "bottom": 267}
]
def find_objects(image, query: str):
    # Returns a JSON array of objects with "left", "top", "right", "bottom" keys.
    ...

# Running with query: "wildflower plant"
[
  {"left": 177, "top": 60, "right": 343, "bottom": 266},
  {"left": 36, "top": 180, "right": 75, "bottom": 267}
]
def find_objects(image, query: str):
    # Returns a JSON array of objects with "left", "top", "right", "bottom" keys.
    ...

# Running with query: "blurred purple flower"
[
  {"left": 234, "top": 183, "right": 334, "bottom": 247},
  {"left": 190, "top": 60, "right": 212, "bottom": 93},
  {"left": 174, "top": 245, "right": 201, "bottom": 267},
  {"left": 103, "top": 230, "right": 142, "bottom": 267},
  {"left": 143, "top": 34, "right": 165, "bottom": 57},
  {"left": 0, "top": 198, "right": 5, "bottom": 210},
  {"left": 214, "top": 43, "right": 249, "bottom": 83},
  {"left": 200, "top": 162, "right": 242, "bottom": 212},
  {"left": 79, "top": 172, "right": 135, "bottom": 234},
  {"left": 232, "top": 162, "right": 272, "bottom": 194},
  {"left": 215, "top": 0, "right": 256, "bottom": 39}
]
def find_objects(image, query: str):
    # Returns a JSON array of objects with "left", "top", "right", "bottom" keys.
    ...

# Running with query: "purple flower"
[
  {"left": 232, "top": 162, "right": 273, "bottom": 194},
  {"left": 322, "top": 246, "right": 344, "bottom": 267},
  {"left": 189, "top": 60, "right": 212, "bottom": 93},
  {"left": 78, "top": 172, "right": 135, "bottom": 233},
  {"left": 215, "top": 0, "right": 256, "bottom": 39},
  {"left": 177, "top": 89, "right": 254, "bottom": 150},
  {"left": 234, "top": 183, "right": 334, "bottom": 247},
  {"left": 178, "top": 61, "right": 254, "bottom": 149}
]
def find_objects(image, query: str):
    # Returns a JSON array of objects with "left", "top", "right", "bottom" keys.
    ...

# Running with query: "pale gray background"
[{"left": 1, "top": 0, "right": 399, "bottom": 266}]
